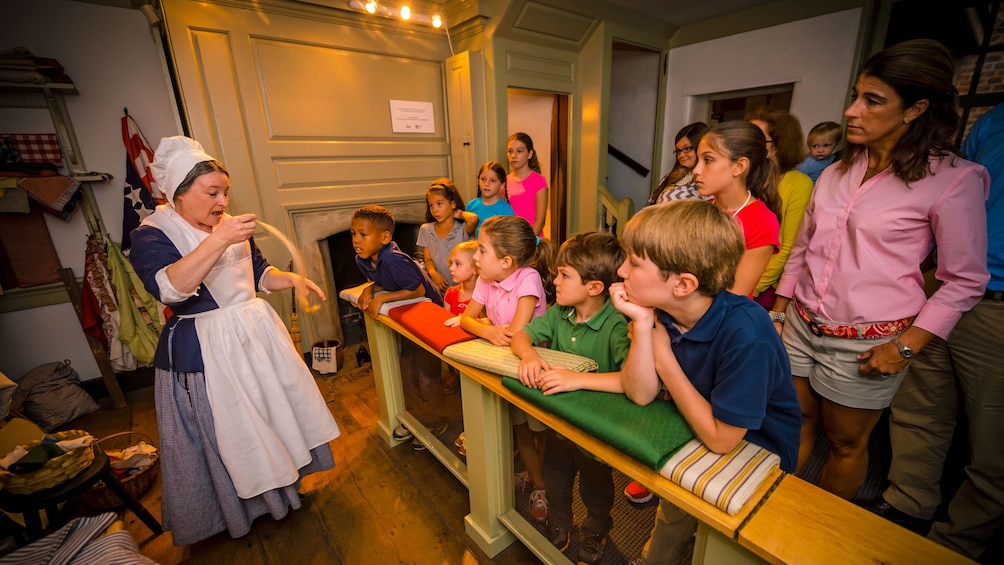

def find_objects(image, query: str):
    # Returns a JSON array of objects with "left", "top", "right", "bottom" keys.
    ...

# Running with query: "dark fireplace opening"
[{"left": 327, "top": 222, "right": 422, "bottom": 346}]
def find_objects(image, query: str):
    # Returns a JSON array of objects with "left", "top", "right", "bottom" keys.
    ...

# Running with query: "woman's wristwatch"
[{"left": 769, "top": 311, "right": 786, "bottom": 323}]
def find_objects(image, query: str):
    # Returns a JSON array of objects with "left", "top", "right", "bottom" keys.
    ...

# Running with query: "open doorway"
[
  {"left": 507, "top": 88, "right": 569, "bottom": 242},
  {"left": 608, "top": 41, "right": 662, "bottom": 213}
]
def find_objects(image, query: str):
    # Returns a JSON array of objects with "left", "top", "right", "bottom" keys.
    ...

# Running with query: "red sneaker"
[
  {"left": 624, "top": 481, "right": 654, "bottom": 504},
  {"left": 529, "top": 489, "right": 548, "bottom": 522}
]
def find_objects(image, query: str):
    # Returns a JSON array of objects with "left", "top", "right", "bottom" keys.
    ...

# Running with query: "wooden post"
[{"left": 59, "top": 268, "right": 128, "bottom": 409}]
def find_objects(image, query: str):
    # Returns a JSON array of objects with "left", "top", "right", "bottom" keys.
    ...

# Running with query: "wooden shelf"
[
  {"left": 0, "top": 80, "right": 78, "bottom": 95},
  {"left": 1, "top": 77, "right": 127, "bottom": 409}
]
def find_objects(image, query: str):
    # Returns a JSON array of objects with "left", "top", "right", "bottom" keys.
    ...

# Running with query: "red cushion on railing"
[{"left": 387, "top": 301, "right": 476, "bottom": 353}]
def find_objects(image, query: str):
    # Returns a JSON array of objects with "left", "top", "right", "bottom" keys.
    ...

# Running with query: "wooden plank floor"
[{"left": 59, "top": 347, "right": 543, "bottom": 565}]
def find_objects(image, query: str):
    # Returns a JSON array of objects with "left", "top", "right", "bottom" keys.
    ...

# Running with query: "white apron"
[{"left": 145, "top": 207, "right": 340, "bottom": 498}]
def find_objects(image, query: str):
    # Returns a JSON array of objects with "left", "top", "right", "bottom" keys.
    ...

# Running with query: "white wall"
[
  {"left": 661, "top": 9, "right": 861, "bottom": 174},
  {"left": 0, "top": 0, "right": 180, "bottom": 380},
  {"left": 608, "top": 46, "right": 661, "bottom": 212}
]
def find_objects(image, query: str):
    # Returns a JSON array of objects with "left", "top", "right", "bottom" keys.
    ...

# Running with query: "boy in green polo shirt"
[{"left": 510, "top": 231, "right": 629, "bottom": 565}]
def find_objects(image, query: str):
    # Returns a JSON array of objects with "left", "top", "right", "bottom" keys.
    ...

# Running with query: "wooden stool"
[{"left": 0, "top": 451, "right": 162, "bottom": 540}]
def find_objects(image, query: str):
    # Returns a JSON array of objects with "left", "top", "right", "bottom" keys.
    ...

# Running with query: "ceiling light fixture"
[
  {"left": 347, "top": 1, "right": 441, "bottom": 26},
  {"left": 346, "top": 1, "right": 452, "bottom": 55}
]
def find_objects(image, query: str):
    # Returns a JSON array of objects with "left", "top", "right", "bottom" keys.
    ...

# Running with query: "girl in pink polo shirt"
[{"left": 460, "top": 215, "right": 556, "bottom": 522}]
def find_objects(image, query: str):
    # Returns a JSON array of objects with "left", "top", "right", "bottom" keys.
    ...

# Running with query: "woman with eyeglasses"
[
  {"left": 745, "top": 108, "right": 814, "bottom": 309},
  {"left": 646, "top": 122, "right": 710, "bottom": 205}
]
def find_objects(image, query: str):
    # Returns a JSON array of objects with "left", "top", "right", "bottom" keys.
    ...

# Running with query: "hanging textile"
[
  {"left": 120, "top": 113, "right": 161, "bottom": 253},
  {"left": 107, "top": 238, "right": 161, "bottom": 366},
  {"left": 0, "top": 203, "right": 62, "bottom": 287},
  {"left": 83, "top": 234, "right": 136, "bottom": 372},
  {"left": 80, "top": 274, "right": 108, "bottom": 349}
]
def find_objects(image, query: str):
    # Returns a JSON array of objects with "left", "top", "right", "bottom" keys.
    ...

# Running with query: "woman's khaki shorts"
[{"left": 781, "top": 302, "right": 911, "bottom": 410}]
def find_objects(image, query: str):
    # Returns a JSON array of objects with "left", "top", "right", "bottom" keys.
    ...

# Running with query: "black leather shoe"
[{"left": 854, "top": 496, "right": 932, "bottom": 535}]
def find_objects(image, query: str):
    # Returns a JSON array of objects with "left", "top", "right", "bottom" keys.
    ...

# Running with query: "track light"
[{"left": 347, "top": 1, "right": 448, "bottom": 37}]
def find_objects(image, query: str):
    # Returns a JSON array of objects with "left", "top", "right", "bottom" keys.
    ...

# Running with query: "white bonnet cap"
[{"left": 149, "top": 136, "right": 217, "bottom": 206}]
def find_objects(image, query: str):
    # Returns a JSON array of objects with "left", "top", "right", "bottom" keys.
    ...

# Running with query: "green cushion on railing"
[{"left": 501, "top": 377, "right": 695, "bottom": 470}]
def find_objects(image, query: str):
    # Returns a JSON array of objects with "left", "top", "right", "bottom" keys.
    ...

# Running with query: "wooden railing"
[
  {"left": 362, "top": 313, "right": 976, "bottom": 564},
  {"left": 598, "top": 183, "right": 634, "bottom": 235},
  {"left": 608, "top": 144, "right": 650, "bottom": 177}
]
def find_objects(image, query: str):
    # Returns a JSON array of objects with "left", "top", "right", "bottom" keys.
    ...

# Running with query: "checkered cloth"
[{"left": 1, "top": 133, "right": 62, "bottom": 166}]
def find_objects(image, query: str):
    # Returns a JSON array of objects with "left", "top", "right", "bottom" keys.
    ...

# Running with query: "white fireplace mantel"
[{"left": 288, "top": 197, "right": 429, "bottom": 347}]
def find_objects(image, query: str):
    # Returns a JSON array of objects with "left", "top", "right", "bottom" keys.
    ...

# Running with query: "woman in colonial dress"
[{"left": 130, "top": 136, "right": 340, "bottom": 545}]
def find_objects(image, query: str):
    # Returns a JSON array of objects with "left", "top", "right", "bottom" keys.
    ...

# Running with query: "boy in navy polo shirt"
[
  {"left": 351, "top": 205, "right": 447, "bottom": 448},
  {"left": 610, "top": 200, "right": 800, "bottom": 564},
  {"left": 352, "top": 205, "right": 443, "bottom": 314}
]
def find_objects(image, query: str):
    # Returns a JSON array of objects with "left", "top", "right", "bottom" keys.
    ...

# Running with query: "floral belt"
[{"left": 792, "top": 300, "right": 913, "bottom": 340}]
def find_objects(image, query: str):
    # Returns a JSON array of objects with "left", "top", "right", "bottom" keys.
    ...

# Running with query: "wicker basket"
[
  {"left": 0, "top": 430, "right": 95, "bottom": 495},
  {"left": 78, "top": 431, "right": 160, "bottom": 510}
]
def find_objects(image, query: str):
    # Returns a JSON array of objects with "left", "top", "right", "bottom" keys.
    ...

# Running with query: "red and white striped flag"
[{"left": 121, "top": 114, "right": 161, "bottom": 251}]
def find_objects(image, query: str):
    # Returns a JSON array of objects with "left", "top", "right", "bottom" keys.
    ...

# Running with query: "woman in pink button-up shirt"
[{"left": 770, "top": 40, "right": 990, "bottom": 499}]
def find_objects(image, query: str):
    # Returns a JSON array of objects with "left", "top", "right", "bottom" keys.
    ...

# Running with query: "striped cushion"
[
  {"left": 443, "top": 339, "right": 598, "bottom": 378},
  {"left": 0, "top": 511, "right": 156, "bottom": 565},
  {"left": 338, "top": 282, "right": 429, "bottom": 315},
  {"left": 659, "top": 438, "right": 780, "bottom": 515}
]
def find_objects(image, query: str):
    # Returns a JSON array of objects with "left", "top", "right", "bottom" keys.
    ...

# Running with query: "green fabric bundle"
[{"left": 501, "top": 377, "right": 695, "bottom": 469}]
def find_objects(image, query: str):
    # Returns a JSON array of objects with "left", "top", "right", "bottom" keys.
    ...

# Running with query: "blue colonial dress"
[{"left": 130, "top": 206, "right": 339, "bottom": 545}]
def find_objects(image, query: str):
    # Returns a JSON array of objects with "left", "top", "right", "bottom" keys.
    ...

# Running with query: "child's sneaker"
[
  {"left": 392, "top": 424, "right": 413, "bottom": 441},
  {"left": 412, "top": 438, "right": 427, "bottom": 451},
  {"left": 624, "top": 481, "right": 654, "bottom": 504},
  {"left": 529, "top": 489, "right": 548, "bottom": 522},
  {"left": 577, "top": 524, "right": 610, "bottom": 564},
  {"left": 514, "top": 470, "right": 532, "bottom": 492},
  {"left": 443, "top": 368, "right": 459, "bottom": 394},
  {"left": 545, "top": 521, "right": 570, "bottom": 552},
  {"left": 429, "top": 422, "right": 449, "bottom": 437},
  {"left": 454, "top": 432, "right": 466, "bottom": 457}
]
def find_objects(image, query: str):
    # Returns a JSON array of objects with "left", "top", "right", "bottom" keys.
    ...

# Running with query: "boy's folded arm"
[
  {"left": 541, "top": 370, "right": 624, "bottom": 395},
  {"left": 620, "top": 324, "right": 662, "bottom": 404},
  {"left": 379, "top": 285, "right": 426, "bottom": 303},
  {"left": 698, "top": 420, "right": 747, "bottom": 455},
  {"left": 657, "top": 354, "right": 747, "bottom": 454}
]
